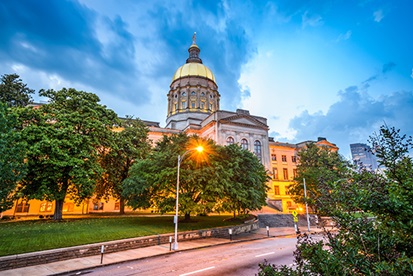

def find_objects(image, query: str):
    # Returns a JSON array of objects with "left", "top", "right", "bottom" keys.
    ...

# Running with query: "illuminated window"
[
  {"left": 226, "top": 136, "right": 235, "bottom": 145},
  {"left": 63, "top": 202, "right": 74, "bottom": 212},
  {"left": 274, "top": 186, "right": 280, "bottom": 195},
  {"left": 241, "top": 139, "right": 248, "bottom": 150},
  {"left": 285, "top": 185, "right": 291, "bottom": 195},
  {"left": 16, "top": 202, "right": 30, "bottom": 212},
  {"left": 283, "top": 168, "right": 288, "bottom": 180},
  {"left": 282, "top": 155, "right": 287, "bottom": 162},
  {"left": 254, "top": 140, "right": 262, "bottom": 161},
  {"left": 272, "top": 168, "right": 278, "bottom": 179},
  {"left": 114, "top": 202, "right": 120, "bottom": 210},
  {"left": 39, "top": 202, "right": 53, "bottom": 212}
]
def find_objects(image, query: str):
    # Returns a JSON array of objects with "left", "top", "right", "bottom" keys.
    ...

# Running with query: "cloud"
[
  {"left": 336, "top": 30, "right": 352, "bottom": 42},
  {"left": 373, "top": 9, "right": 384, "bottom": 22},
  {"left": 382, "top": 62, "right": 396, "bottom": 73},
  {"left": 302, "top": 11, "right": 323, "bottom": 28},
  {"left": 289, "top": 86, "right": 413, "bottom": 158}
]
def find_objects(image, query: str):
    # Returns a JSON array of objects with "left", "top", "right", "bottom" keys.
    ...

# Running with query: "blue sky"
[{"left": 1, "top": 0, "right": 412, "bottom": 158}]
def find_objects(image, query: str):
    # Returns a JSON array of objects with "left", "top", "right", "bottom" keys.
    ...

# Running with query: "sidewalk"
[{"left": 1, "top": 227, "right": 308, "bottom": 276}]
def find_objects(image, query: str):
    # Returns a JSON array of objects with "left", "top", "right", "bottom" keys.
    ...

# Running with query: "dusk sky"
[{"left": 1, "top": 0, "right": 412, "bottom": 158}]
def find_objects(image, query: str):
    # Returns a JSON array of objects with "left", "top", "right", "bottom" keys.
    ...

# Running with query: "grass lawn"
[{"left": 0, "top": 215, "right": 240, "bottom": 257}]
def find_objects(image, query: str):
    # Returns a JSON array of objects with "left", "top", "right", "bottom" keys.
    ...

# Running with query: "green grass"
[{"left": 0, "top": 215, "right": 239, "bottom": 256}]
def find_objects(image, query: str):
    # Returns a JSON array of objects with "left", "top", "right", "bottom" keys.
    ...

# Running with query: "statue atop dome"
[{"left": 192, "top": 32, "right": 197, "bottom": 44}]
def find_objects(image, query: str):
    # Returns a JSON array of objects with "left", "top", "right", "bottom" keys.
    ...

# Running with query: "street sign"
[
  {"left": 293, "top": 216, "right": 298, "bottom": 222},
  {"left": 291, "top": 210, "right": 298, "bottom": 217}
]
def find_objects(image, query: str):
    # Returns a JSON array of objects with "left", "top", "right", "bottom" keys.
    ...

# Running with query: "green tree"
[
  {"left": 214, "top": 144, "right": 269, "bottom": 216},
  {"left": 96, "top": 116, "right": 150, "bottom": 214},
  {"left": 0, "top": 74, "right": 34, "bottom": 107},
  {"left": 0, "top": 103, "right": 27, "bottom": 212},
  {"left": 17, "top": 88, "right": 118, "bottom": 220},
  {"left": 258, "top": 125, "right": 413, "bottom": 275},
  {"left": 290, "top": 142, "right": 350, "bottom": 214},
  {"left": 123, "top": 133, "right": 215, "bottom": 220}
]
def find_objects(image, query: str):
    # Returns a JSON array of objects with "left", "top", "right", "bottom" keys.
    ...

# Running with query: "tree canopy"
[
  {"left": 0, "top": 74, "right": 34, "bottom": 107},
  {"left": 17, "top": 88, "right": 118, "bottom": 220},
  {"left": 122, "top": 133, "right": 269, "bottom": 220},
  {"left": 258, "top": 125, "right": 413, "bottom": 275},
  {"left": 96, "top": 116, "right": 150, "bottom": 214},
  {"left": 0, "top": 103, "right": 27, "bottom": 212},
  {"left": 289, "top": 142, "right": 350, "bottom": 214}
]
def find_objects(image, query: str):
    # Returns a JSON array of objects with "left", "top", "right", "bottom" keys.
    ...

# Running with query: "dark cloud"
[
  {"left": 289, "top": 86, "right": 413, "bottom": 157},
  {"left": 0, "top": 0, "right": 145, "bottom": 103}
]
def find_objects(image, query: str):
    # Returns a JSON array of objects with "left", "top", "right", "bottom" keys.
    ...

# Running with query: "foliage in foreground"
[{"left": 258, "top": 125, "right": 413, "bottom": 275}]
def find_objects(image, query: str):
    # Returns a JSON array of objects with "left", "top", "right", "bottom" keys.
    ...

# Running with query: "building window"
[
  {"left": 226, "top": 136, "right": 235, "bottom": 145},
  {"left": 241, "top": 139, "right": 248, "bottom": 150},
  {"left": 272, "top": 168, "right": 278, "bottom": 179},
  {"left": 201, "top": 92, "right": 205, "bottom": 96},
  {"left": 114, "top": 202, "right": 120, "bottom": 210},
  {"left": 209, "top": 103, "right": 213, "bottom": 110},
  {"left": 283, "top": 168, "right": 288, "bottom": 180},
  {"left": 285, "top": 185, "right": 291, "bottom": 195},
  {"left": 287, "top": 201, "right": 292, "bottom": 208},
  {"left": 292, "top": 156, "right": 297, "bottom": 163},
  {"left": 191, "top": 101, "right": 196, "bottom": 108},
  {"left": 93, "top": 202, "right": 104, "bottom": 210},
  {"left": 293, "top": 169, "right": 297, "bottom": 178},
  {"left": 182, "top": 92, "right": 186, "bottom": 96},
  {"left": 191, "top": 91, "right": 196, "bottom": 95},
  {"left": 254, "top": 140, "right": 262, "bottom": 161},
  {"left": 16, "top": 202, "right": 30, "bottom": 213},
  {"left": 39, "top": 202, "right": 53, "bottom": 212},
  {"left": 182, "top": 101, "right": 187, "bottom": 109},
  {"left": 282, "top": 155, "right": 287, "bottom": 162},
  {"left": 271, "top": 154, "right": 277, "bottom": 161},
  {"left": 63, "top": 202, "right": 74, "bottom": 212},
  {"left": 200, "top": 102, "right": 205, "bottom": 109},
  {"left": 274, "top": 185, "right": 280, "bottom": 195}
]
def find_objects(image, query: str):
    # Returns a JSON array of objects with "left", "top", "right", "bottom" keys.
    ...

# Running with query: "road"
[{"left": 67, "top": 236, "right": 298, "bottom": 276}]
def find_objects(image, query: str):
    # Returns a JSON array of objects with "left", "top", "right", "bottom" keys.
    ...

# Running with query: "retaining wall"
[{"left": 0, "top": 221, "right": 258, "bottom": 271}]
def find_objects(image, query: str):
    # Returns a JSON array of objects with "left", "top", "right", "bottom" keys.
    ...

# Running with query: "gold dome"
[{"left": 172, "top": 62, "right": 216, "bottom": 83}]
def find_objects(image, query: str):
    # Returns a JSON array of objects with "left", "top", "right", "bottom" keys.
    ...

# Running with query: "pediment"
[{"left": 219, "top": 114, "right": 268, "bottom": 129}]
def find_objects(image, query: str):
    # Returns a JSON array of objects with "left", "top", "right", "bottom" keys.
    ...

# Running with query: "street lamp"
[{"left": 172, "top": 145, "right": 204, "bottom": 250}]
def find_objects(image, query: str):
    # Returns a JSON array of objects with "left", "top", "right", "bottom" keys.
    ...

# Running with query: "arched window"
[
  {"left": 201, "top": 92, "right": 205, "bottom": 96},
  {"left": 241, "top": 139, "right": 248, "bottom": 150},
  {"left": 254, "top": 140, "right": 262, "bottom": 161},
  {"left": 191, "top": 91, "right": 196, "bottom": 95},
  {"left": 182, "top": 92, "right": 186, "bottom": 96},
  {"left": 226, "top": 136, "right": 235, "bottom": 145}
]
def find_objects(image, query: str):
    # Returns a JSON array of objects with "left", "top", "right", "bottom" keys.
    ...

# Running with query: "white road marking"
[
  {"left": 179, "top": 266, "right": 216, "bottom": 276},
  {"left": 255, "top": 252, "right": 275, "bottom": 257}
]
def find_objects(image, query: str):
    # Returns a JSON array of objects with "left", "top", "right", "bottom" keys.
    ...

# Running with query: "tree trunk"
[
  {"left": 119, "top": 197, "right": 125, "bottom": 215},
  {"left": 184, "top": 213, "right": 191, "bottom": 221},
  {"left": 54, "top": 199, "right": 64, "bottom": 221}
]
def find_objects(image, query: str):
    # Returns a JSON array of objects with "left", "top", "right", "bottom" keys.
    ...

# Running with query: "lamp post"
[
  {"left": 303, "top": 178, "right": 311, "bottom": 232},
  {"left": 172, "top": 146, "right": 203, "bottom": 250}
]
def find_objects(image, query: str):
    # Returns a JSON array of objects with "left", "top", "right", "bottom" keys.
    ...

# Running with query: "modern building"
[
  {"left": 1, "top": 35, "right": 338, "bottom": 218},
  {"left": 350, "top": 143, "right": 378, "bottom": 171}
]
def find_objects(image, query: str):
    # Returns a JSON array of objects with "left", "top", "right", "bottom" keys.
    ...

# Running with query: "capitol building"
[{"left": 2, "top": 35, "right": 338, "bottom": 217}]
